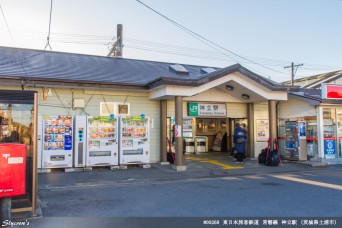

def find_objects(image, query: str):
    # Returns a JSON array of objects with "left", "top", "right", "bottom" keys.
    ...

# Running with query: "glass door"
[
  {"left": 336, "top": 110, "right": 342, "bottom": 158},
  {"left": 323, "top": 108, "right": 337, "bottom": 159}
]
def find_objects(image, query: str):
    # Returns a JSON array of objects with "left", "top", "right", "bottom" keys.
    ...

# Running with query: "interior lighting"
[
  {"left": 225, "top": 85, "right": 234, "bottom": 91},
  {"left": 47, "top": 88, "right": 52, "bottom": 96},
  {"left": 241, "top": 94, "right": 250, "bottom": 100}
]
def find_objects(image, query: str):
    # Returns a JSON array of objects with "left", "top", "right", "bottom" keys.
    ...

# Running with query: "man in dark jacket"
[{"left": 233, "top": 123, "right": 248, "bottom": 163}]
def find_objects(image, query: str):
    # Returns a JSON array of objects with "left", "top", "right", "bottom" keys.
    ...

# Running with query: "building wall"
[
  {"left": 253, "top": 102, "right": 269, "bottom": 157},
  {"left": 226, "top": 103, "right": 247, "bottom": 118},
  {"left": 278, "top": 98, "right": 316, "bottom": 119},
  {"left": 0, "top": 86, "right": 161, "bottom": 163}
]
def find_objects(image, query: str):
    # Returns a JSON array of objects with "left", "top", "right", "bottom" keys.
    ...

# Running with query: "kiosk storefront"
[
  {"left": 278, "top": 85, "right": 342, "bottom": 163},
  {"left": 0, "top": 90, "right": 38, "bottom": 220}
]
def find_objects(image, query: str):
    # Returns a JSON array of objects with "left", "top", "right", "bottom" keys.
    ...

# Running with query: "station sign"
[
  {"left": 188, "top": 103, "right": 226, "bottom": 117},
  {"left": 321, "top": 84, "right": 342, "bottom": 99}
]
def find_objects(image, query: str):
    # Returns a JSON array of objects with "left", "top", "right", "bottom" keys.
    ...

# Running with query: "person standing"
[
  {"left": 230, "top": 123, "right": 240, "bottom": 157},
  {"left": 233, "top": 123, "right": 248, "bottom": 163}
]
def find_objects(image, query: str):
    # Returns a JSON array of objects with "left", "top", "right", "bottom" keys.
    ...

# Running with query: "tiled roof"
[
  {"left": 0, "top": 46, "right": 219, "bottom": 86},
  {"left": 0, "top": 46, "right": 291, "bottom": 91},
  {"left": 282, "top": 70, "right": 342, "bottom": 89}
]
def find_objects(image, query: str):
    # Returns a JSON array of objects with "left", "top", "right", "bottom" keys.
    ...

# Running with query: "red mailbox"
[{"left": 0, "top": 144, "right": 27, "bottom": 198}]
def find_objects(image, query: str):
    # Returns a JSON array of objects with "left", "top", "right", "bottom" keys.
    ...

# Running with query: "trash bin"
[
  {"left": 195, "top": 137, "right": 207, "bottom": 153},
  {"left": 184, "top": 138, "right": 195, "bottom": 154}
]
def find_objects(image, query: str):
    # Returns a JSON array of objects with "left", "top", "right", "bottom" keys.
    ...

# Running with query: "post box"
[{"left": 0, "top": 144, "right": 27, "bottom": 198}]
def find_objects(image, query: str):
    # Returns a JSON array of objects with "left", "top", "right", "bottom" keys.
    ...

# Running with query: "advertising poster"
[
  {"left": 299, "top": 122, "right": 306, "bottom": 137},
  {"left": 324, "top": 139, "right": 336, "bottom": 159},
  {"left": 174, "top": 125, "right": 182, "bottom": 137},
  {"left": 256, "top": 119, "right": 269, "bottom": 142}
]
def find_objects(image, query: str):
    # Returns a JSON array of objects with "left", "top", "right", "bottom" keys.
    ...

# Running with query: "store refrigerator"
[
  {"left": 285, "top": 120, "right": 307, "bottom": 161},
  {"left": 41, "top": 115, "right": 73, "bottom": 168},
  {"left": 84, "top": 116, "right": 119, "bottom": 167},
  {"left": 119, "top": 116, "right": 150, "bottom": 165}
]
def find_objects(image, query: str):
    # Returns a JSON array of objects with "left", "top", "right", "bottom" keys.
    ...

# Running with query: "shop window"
[
  {"left": 196, "top": 118, "right": 217, "bottom": 135},
  {"left": 323, "top": 108, "right": 337, "bottom": 159}
]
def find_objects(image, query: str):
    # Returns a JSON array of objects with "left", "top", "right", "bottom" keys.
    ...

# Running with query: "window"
[
  {"left": 100, "top": 102, "right": 130, "bottom": 116},
  {"left": 169, "top": 64, "right": 189, "bottom": 74},
  {"left": 201, "top": 67, "right": 216, "bottom": 74},
  {"left": 117, "top": 103, "right": 130, "bottom": 115},
  {"left": 100, "top": 102, "right": 115, "bottom": 116}
]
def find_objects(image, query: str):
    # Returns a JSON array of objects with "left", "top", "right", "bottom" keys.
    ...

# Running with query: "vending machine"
[
  {"left": 85, "top": 116, "right": 119, "bottom": 167},
  {"left": 285, "top": 120, "right": 307, "bottom": 161},
  {"left": 41, "top": 115, "right": 73, "bottom": 168},
  {"left": 74, "top": 116, "right": 86, "bottom": 167},
  {"left": 119, "top": 116, "right": 150, "bottom": 164}
]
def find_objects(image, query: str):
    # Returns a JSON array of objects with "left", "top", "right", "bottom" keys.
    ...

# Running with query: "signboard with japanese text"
[
  {"left": 256, "top": 119, "right": 269, "bottom": 142},
  {"left": 188, "top": 103, "right": 226, "bottom": 117},
  {"left": 174, "top": 125, "right": 182, "bottom": 137},
  {"left": 324, "top": 139, "right": 335, "bottom": 159},
  {"left": 321, "top": 84, "right": 342, "bottom": 99}
]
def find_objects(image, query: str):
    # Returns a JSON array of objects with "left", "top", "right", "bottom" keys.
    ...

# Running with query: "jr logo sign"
[
  {"left": 188, "top": 103, "right": 226, "bottom": 117},
  {"left": 188, "top": 103, "right": 198, "bottom": 116}
]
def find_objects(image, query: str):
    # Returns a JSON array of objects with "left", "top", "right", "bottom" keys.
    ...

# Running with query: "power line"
[
  {"left": 0, "top": 3, "right": 28, "bottom": 84},
  {"left": 284, "top": 62, "right": 304, "bottom": 85},
  {"left": 5, "top": 28, "right": 342, "bottom": 72},
  {"left": 44, "top": 0, "right": 53, "bottom": 50},
  {"left": 136, "top": 0, "right": 289, "bottom": 77}
]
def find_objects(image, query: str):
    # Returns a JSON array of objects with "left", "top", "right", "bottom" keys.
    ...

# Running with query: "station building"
[{"left": 1, "top": 46, "right": 342, "bottom": 171}]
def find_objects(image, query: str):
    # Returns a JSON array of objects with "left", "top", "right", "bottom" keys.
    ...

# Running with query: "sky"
[{"left": 0, "top": 0, "right": 342, "bottom": 82}]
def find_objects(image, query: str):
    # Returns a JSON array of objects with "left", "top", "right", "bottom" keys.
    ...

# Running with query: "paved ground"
[{"left": 10, "top": 152, "right": 342, "bottom": 228}]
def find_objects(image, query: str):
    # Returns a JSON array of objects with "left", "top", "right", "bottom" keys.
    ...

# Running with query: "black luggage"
[
  {"left": 261, "top": 138, "right": 282, "bottom": 166},
  {"left": 258, "top": 148, "right": 267, "bottom": 164},
  {"left": 265, "top": 150, "right": 279, "bottom": 166},
  {"left": 167, "top": 152, "right": 175, "bottom": 164}
]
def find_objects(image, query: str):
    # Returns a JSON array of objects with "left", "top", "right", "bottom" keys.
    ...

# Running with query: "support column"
[
  {"left": 173, "top": 96, "right": 186, "bottom": 171},
  {"left": 268, "top": 100, "right": 277, "bottom": 151},
  {"left": 247, "top": 103, "right": 254, "bottom": 158},
  {"left": 160, "top": 100, "right": 168, "bottom": 164}
]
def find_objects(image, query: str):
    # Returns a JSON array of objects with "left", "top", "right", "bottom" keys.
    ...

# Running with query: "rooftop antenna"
[{"left": 44, "top": 0, "right": 53, "bottom": 51}]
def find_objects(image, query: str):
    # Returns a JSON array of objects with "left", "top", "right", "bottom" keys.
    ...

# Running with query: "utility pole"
[
  {"left": 107, "top": 24, "right": 123, "bottom": 57},
  {"left": 284, "top": 62, "right": 303, "bottom": 86}
]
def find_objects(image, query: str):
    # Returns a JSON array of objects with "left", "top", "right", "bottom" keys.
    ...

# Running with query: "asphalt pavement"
[{"left": 9, "top": 152, "right": 342, "bottom": 228}]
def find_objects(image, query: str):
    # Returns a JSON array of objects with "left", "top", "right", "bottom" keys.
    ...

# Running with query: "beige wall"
[
  {"left": 0, "top": 86, "right": 161, "bottom": 163},
  {"left": 253, "top": 102, "right": 269, "bottom": 157},
  {"left": 278, "top": 98, "right": 316, "bottom": 119}
]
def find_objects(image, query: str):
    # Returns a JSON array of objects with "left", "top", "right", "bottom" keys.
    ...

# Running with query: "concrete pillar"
[
  {"left": 0, "top": 198, "right": 11, "bottom": 223},
  {"left": 173, "top": 96, "right": 186, "bottom": 171},
  {"left": 247, "top": 103, "right": 255, "bottom": 158},
  {"left": 268, "top": 100, "right": 277, "bottom": 151},
  {"left": 160, "top": 100, "right": 168, "bottom": 164},
  {"left": 228, "top": 118, "right": 233, "bottom": 153}
]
